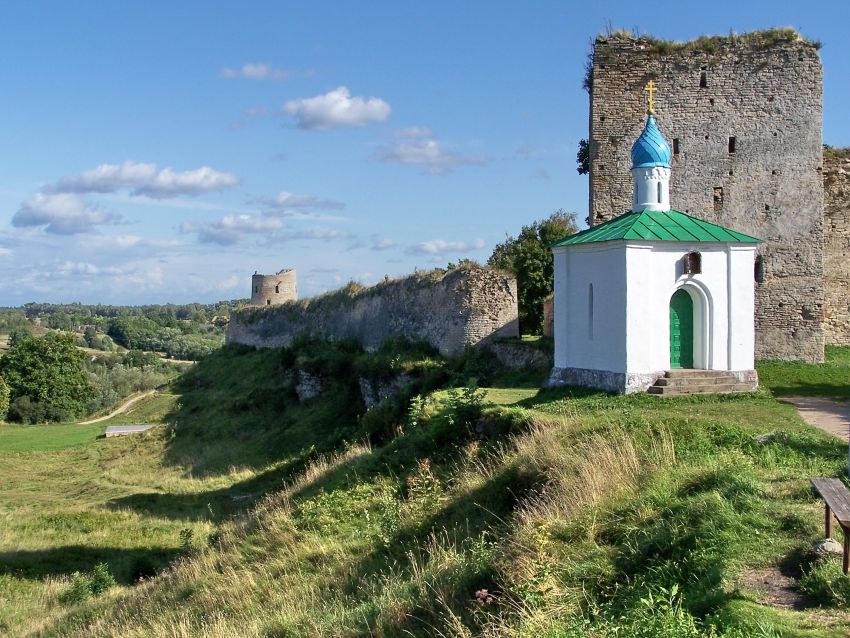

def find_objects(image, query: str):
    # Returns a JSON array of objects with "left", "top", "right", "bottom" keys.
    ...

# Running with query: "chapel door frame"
[{"left": 668, "top": 283, "right": 712, "bottom": 370}]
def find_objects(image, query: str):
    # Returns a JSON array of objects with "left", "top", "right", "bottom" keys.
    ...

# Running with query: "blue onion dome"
[{"left": 631, "top": 115, "right": 672, "bottom": 168}]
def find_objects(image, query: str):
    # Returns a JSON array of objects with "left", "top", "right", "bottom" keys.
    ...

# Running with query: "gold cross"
[{"left": 646, "top": 80, "right": 657, "bottom": 115}]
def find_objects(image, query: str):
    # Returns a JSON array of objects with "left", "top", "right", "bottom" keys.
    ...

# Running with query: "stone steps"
[{"left": 648, "top": 370, "right": 755, "bottom": 396}]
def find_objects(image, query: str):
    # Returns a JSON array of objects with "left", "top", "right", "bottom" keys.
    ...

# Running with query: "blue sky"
[{"left": 1, "top": 0, "right": 848, "bottom": 305}]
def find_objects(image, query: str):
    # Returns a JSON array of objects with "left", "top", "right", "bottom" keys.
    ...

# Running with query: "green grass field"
[
  {"left": 2, "top": 344, "right": 850, "bottom": 636},
  {"left": 757, "top": 345, "right": 850, "bottom": 398}
]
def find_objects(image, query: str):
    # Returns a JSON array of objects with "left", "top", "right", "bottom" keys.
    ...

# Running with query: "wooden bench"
[{"left": 810, "top": 478, "right": 850, "bottom": 573}]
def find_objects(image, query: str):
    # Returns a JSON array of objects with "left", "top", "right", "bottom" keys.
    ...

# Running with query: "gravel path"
[
  {"left": 781, "top": 396, "right": 850, "bottom": 442},
  {"left": 78, "top": 390, "right": 157, "bottom": 425}
]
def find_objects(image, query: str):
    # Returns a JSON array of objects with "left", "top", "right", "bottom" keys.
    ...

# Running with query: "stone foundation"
[
  {"left": 546, "top": 366, "right": 665, "bottom": 394},
  {"left": 546, "top": 366, "right": 759, "bottom": 394}
]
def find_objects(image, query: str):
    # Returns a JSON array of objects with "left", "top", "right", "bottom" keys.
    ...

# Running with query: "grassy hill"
[{"left": 2, "top": 341, "right": 850, "bottom": 636}]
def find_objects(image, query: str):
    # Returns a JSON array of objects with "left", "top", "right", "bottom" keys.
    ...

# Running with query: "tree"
[
  {"left": 0, "top": 375, "right": 9, "bottom": 421},
  {"left": 576, "top": 138, "right": 590, "bottom": 175},
  {"left": 488, "top": 210, "right": 578, "bottom": 334},
  {"left": 0, "top": 333, "right": 95, "bottom": 422}
]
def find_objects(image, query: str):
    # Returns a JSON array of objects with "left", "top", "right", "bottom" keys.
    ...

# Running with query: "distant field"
[{"left": 0, "top": 422, "right": 105, "bottom": 453}]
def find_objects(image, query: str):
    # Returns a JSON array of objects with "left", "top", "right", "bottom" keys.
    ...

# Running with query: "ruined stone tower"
[
  {"left": 823, "top": 148, "right": 850, "bottom": 345},
  {"left": 588, "top": 30, "right": 824, "bottom": 362},
  {"left": 251, "top": 268, "right": 297, "bottom": 306}
]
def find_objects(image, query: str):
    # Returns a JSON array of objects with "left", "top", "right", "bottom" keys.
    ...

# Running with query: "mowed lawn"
[{"left": 0, "top": 391, "right": 259, "bottom": 636}]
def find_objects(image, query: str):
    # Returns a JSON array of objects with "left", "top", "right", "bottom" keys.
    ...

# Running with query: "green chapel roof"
[{"left": 551, "top": 209, "right": 762, "bottom": 247}]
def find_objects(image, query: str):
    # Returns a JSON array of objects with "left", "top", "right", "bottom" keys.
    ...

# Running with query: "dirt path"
[
  {"left": 781, "top": 396, "right": 850, "bottom": 442},
  {"left": 79, "top": 390, "right": 156, "bottom": 425}
]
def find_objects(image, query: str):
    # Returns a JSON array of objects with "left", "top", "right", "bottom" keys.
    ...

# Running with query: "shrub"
[
  {"left": 446, "top": 386, "right": 487, "bottom": 429},
  {"left": 89, "top": 562, "right": 117, "bottom": 595},
  {"left": 60, "top": 562, "right": 116, "bottom": 605},
  {"left": 61, "top": 572, "right": 92, "bottom": 605}
]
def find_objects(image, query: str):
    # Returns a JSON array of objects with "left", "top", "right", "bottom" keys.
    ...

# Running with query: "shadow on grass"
[
  {"left": 0, "top": 545, "right": 180, "bottom": 584},
  {"left": 766, "top": 383, "right": 850, "bottom": 399},
  {"left": 107, "top": 454, "right": 315, "bottom": 522}
]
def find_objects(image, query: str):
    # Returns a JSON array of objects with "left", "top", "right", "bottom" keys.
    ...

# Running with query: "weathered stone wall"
[
  {"left": 228, "top": 265, "right": 519, "bottom": 357},
  {"left": 823, "top": 148, "right": 850, "bottom": 344},
  {"left": 589, "top": 32, "right": 824, "bottom": 362},
  {"left": 251, "top": 269, "right": 297, "bottom": 306}
]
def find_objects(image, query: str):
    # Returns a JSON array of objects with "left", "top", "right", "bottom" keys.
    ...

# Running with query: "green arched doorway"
[{"left": 669, "top": 289, "right": 694, "bottom": 369}]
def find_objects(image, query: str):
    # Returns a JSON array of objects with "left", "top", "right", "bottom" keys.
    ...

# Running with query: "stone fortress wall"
[
  {"left": 228, "top": 264, "right": 519, "bottom": 357},
  {"left": 823, "top": 148, "right": 850, "bottom": 344},
  {"left": 588, "top": 31, "right": 825, "bottom": 362},
  {"left": 251, "top": 268, "right": 297, "bottom": 306}
]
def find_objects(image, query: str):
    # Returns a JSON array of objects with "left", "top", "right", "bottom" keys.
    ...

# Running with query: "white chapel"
[{"left": 548, "top": 84, "right": 761, "bottom": 394}]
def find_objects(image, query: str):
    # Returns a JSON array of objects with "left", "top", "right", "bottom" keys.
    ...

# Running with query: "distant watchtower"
[{"left": 251, "top": 269, "right": 297, "bottom": 306}]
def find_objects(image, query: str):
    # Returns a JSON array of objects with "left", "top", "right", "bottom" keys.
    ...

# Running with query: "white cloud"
[
  {"left": 0, "top": 247, "right": 12, "bottom": 257},
  {"left": 405, "top": 238, "right": 486, "bottom": 256},
  {"left": 283, "top": 86, "right": 391, "bottom": 130},
  {"left": 370, "top": 236, "right": 396, "bottom": 251},
  {"left": 13, "top": 193, "right": 115, "bottom": 234},
  {"left": 259, "top": 191, "right": 346, "bottom": 219},
  {"left": 181, "top": 214, "right": 284, "bottom": 246},
  {"left": 378, "top": 128, "right": 483, "bottom": 175},
  {"left": 217, "top": 274, "right": 241, "bottom": 290},
  {"left": 221, "top": 63, "right": 287, "bottom": 80},
  {"left": 54, "top": 161, "right": 239, "bottom": 199},
  {"left": 264, "top": 228, "right": 354, "bottom": 244}
]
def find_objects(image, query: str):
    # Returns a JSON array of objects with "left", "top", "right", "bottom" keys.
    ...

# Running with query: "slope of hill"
[{"left": 4, "top": 341, "right": 850, "bottom": 637}]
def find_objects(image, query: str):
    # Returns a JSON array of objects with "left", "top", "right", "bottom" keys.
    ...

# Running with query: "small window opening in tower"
[
  {"left": 657, "top": 181, "right": 662, "bottom": 203},
  {"left": 599, "top": 115, "right": 605, "bottom": 122},
  {"left": 599, "top": 164, "right": 605, "bottom": 171},
  {"left": 709, "top": 98, "right": 715, "bottom": 106},
  {"left": 267, "top": 299, "right": 271, "bottom": 305},
  {"left": 728, "top": 137, "right": 736, "bottom": 153},
  {"left": 254, "top": 286, "right": 258, "bottom": 293},
  {"left": 275, "top": 284, "right": 280, "bottom": 293},
  {"left": 713, "top": 187, "right": 724, "bottom": 213},
  {"left": 673, "top": 138, "right": 680, "bottom": 155},
  {"left": 729, "top": 170, "right": 734, "bottom": 176},
  {"left": 754, "top": 256, "right": 765, "bottom": 283},
  {"left": 588, "top": 284, "right": 594, "bottom": 341},
  {"left": 683, "top": 252, "right": 702, "bottom": 275},
  {"left": 704, "top": 134, "right": 709, "bottom": 141},
  {"left": 699, "top": 70, "right": 707, "bottom": 88},
  {"left": 764, "top": 204, "right": 770, "bottom": 212},
  {"left": 772, "top": 169, "right": 778, "bottom": 175}
]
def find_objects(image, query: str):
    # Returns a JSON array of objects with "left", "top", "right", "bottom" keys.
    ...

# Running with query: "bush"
[
  {"left": 61, "top": 572, "right": 92, "bottom": 605},
  {"left": 60, "top": 562, "right": 116, "bottom": 605},
  {"left": 446, "top": 386, "right": 487, "bottom": 429},
  {"left": 89, "top": 561, "right": 117, "bottom": 595}
]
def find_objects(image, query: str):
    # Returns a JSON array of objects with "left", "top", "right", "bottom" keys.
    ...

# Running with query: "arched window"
[
  {"left": 657, "top": 181, "right": 662, "bottom": 203},
  {"left": 588, "top": 283, "right": 594, "bottom": 340},
  {"left": 754, "top": 255, "right": 765, "bottom": 283},
  {"left": 275, "top": 284, "right": 280, "bottom": 293},
  {"left": 683, "top": 251, "right": 702, "bottom": 275}
]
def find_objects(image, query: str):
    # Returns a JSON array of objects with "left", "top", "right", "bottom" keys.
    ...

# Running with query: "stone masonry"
[
  {"left": 823, "top": 148, "right": 850, "bottom": 344},
  {"left": 251, "top": 268, "right": 297, "bottom": 307},
  {"left": 589, "top": 31, "right": 824, "bottom": 362},
  {"left": 228, "top": 265, "right": 519, "bottom": 357}
]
